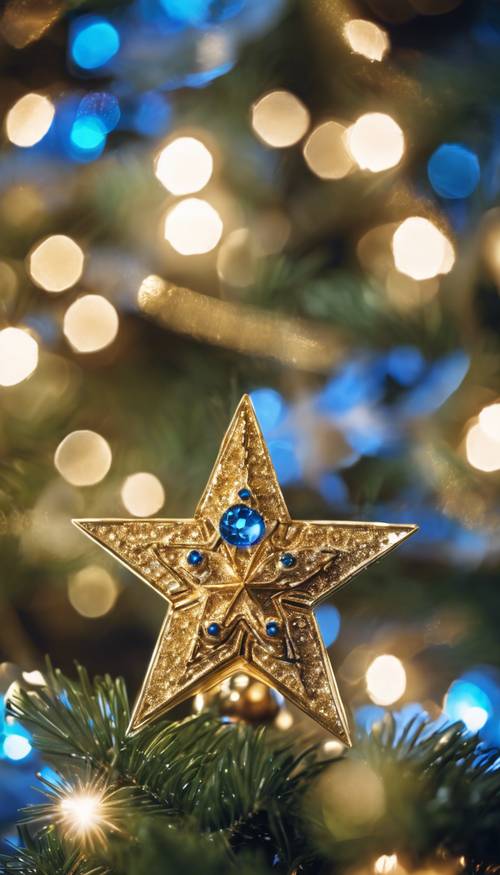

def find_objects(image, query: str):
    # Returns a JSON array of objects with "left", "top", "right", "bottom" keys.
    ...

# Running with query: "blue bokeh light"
[
  {"left": 71, "top": 16, "right": 120, "bottom": 70},
  {"left": 2, "top": 734, "right": 32, "bottom": 762},
  {"left": 428, "top": 144, "right": 480, "bottom": 199},
  {"left": 318, "top": 472, "right": 348, "bottom": 506},
  {"left": 398, "top": 350, "right": 469, "bottom": 417},
  {"left": 78, "top": 93, "right": 120, "bottom": 133},
  {"left": 444, "top": 679, "right": 492, "bottom": 733},
  {"left": 70, "top": 116, "right": 107, "bottom": 159},
  {"left": 268, "top": 439, "right": 301, "bottom": 485},
  {"left": 385, "top": 345, "right": 426, "bottom": 387},
  {"left": 159, "top": 0, "right": 246, "bottom": 26},
  {"left": 355, "top": 704, "right": 385, "bottom": 733},
  {"left": 133, "top": 92, "right": 171, "bottom": 137},
  {"left": 250, "top": 388, "right": 286, "bottom": 435},
  {"left": 314, "top": 604, "right": 341, "bottom": 647},
  {"left": 317, "top": 360, "right": 384, "bottom": 416}
]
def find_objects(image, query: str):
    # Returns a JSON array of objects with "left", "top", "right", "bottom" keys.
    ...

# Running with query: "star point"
[{"left": 74, "top": 395, "right": 417, "bottom": 743}]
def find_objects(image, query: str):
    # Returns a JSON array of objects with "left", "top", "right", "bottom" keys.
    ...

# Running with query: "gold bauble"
[{"left": 194, "top": 674, "right": 283, "bottom": 724}]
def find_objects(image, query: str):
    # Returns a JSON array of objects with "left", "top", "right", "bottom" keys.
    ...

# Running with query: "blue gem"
[
  {"left": 219, "top": 504, "right": 266, "bottom": 548},
  {"left": 280, "top": 553, "right": 296, "bottom": 568},
  {"left": 266, "top": 621, "right": 280, "bottom": 637},
  {"left": 187, "top": 549, "right": 203, "bottom": 566},
  {"left": 238, "top": 488, "right": 251, "bottom": 500},
  {"left": 207, "top": 622, "right": 220, "bottom": 636}
]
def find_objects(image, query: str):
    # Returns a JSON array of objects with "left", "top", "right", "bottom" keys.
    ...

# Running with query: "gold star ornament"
[{"left": 74, "top": 396, "right": 417, "bottom": 744}]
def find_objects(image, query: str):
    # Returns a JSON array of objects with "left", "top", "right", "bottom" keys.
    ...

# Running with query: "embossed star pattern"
[{"left": 74, "top": 395, "right": 416, "bottom": 743}]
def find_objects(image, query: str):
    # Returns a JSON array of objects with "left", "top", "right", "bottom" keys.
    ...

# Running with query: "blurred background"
[{"left": 0, "top": 0, "right": 499, "bottom": 839}]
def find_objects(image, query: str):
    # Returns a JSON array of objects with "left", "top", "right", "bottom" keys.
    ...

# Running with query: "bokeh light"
[
  {"left": 392, "top": 218, "right": 454, "bottom": 280},
  {"left": 3, "top": 734, "right": 32, "bottom": 761},
  {"left": 29, "top": 235, "right": 84, "bottom": 293},
  {"left": 315, "top": 604, "right": 341, "bottom": 647},
  {"left": 155, "top": 137, "right": 213, "bottom": 195},
  {"left": 428, "top": 143, "right": 480, "bottom": 199},
  {"left": 250, "top": 388, "right": 286, "bottom": 433},
  {"left": 70, "top": 16, "right": 120, "bottom": 70},
  {"left": 69, "top": 116, "right": 107, "bottom": 159},
  {"left": 344, "top": 19, "right": 390, "bottom": 61},
  {"left": 68, "top": 566, "right": 119, "bottom": 618},
  {"left": 314, "top": 759, "right": 386, "bottom": 836},
  {"left": 444, "top": 679, "right": 492, "bottom": 732},
  {"left": 5, "top": 93, "right": 55, "bottom": 147},
  {"left": 374, "top": 855, "right": 400, "bottom": 874},
  {"left": 478, "top": 402, "right": 500, "bottom": 440},
  {"left": 159, "top": 0, "right": 245, "bottom": 24},
  {"left": 465, "top": 421, "right": 500, "bottom": 472},
  {"left": 0, "top": 327, "right": 38, "bottom": 387},
  {"left": 303, "top": 121, "right": 354, "bottom": 179},
  {"left": 164, "top": 198, "right": 223, "bottom": 255},
  {"left": 251, "top": 90, "right": 310, "bottom": 148},
  {"left": 63, "top": 295, "right": 119, "bottom": 353},
  {"left": 55, "top": 430, "right": 112, "bottom": 486},
  {"left": 366, "top": 655, "right": 406, "bottom": 705},
  {"left": 346, "top": 113, "right": 404, "bottom": 172},
  {"left": 121, "top": 472, "right": 165, "bottom": 517}
]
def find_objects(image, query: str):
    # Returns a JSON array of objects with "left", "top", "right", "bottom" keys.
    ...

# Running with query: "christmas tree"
[{"left": 0, "top": 0, "right": 499, "bottom": 872}]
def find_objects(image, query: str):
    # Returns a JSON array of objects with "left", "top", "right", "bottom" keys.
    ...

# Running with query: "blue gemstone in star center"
[{"left": 219, "top": 504, "right": 266, "bottom": 548}]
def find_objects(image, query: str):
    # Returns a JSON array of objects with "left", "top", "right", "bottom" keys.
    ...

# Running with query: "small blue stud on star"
[
  {"left": 207, "top": 622, "right": 220, "bottom": 636},
  {"left": 280, "top": 553, "right": 296, "bottom": 568},
  {"left": 266, "top": 620, "right": 280, "bottom": 637},
  {"left": 187, "top": 550, "right": 203, "bottom": 566},
  {"left": 238, "top": 488, "right": 251, "bottom": 500}
]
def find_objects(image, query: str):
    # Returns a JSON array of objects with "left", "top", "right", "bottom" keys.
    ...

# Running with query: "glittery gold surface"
[{"left": 74, "top": 395, "right": 417, "bottom": 743}]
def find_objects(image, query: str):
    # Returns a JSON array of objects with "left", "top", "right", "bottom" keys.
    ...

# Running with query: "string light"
[
  {"left": 29, "top": 235, "right": 84, "bottom": 293},
  {"left": 251, "top": 90, "right": 310, "bottom": 148},
  {"left": 164, "top": 198, "right": 223, "bottom": 255},
  {"left": 346, "top": 113, "right": 405, "bottom": 172},
  {"left": 392, "top": 218, "right": 454, "bottom": 280},
  {"left": 155, "top": 136, "right": 213, "bottom": 195},
  {"left": 366, "top": 654, "right": 406, "bottom": 705},
  {"left": 54, "top": 430, "right": 112, "bottom": 486},
  {"left": 58, "top": 787, "right": 109, "bottom": 846},
  {"left": 303, "top": 121, "right": 354, "bottom": 179},
  {"left": 63, "top": 295, "right": 119, "bottom": 353},
  {"left": 344, "top": 20, "right": 390, "bottom": 61},
  {"left": 121, "top": 472, "right": 165, "bottom": 516},
  {"left": 465, "top": 421, "right": 500, "bottom": 472},
  {"left": 0, "top": 327, "right": 38, "bottom": 387},
  {"left": 68, "top": 566, "right": 119, "bottom": 618},
  {"left": 5, "top": 93, "right": 55, "bottom": 147}
]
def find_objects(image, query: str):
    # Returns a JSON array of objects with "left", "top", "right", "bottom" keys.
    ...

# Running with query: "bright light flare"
[
  {"left": 0, "top": 327, "right": 38, "bottom": 387},
  {"left": 346, "top": 113, "right": 404, "bottom": 172},
  {"left": 478, "top": 402, "right": 500, "bottom": 440},
  {"left": 251, "top": 90, "right": 310, "bottom": 148},
  {"left": 465, "top": 421, "right": 500, "bottom": 472},
  {"left": 392, "top": 218, "right": 454, "bottom": 281},
  {"left": 58, "top": 786, "right": 112, "bottom": 847},
  {"left": 374, "top": 855, "right": 399, "bottom": 874},
  {"left": 344, "top": 19, "right": 390, "bottom": 61},
  {"left": 155, "top": 136, "right": 213, "bottom": 195},
  {"left": 164, "top": 198, "right": 223, "bottom": 255},
  {"left": 29, "top": 235, "right": 84, "bottom": 293},
  {"left": 6, "top": 93, "right": 55, "bottom": 147},
  {"left": 366, "top": 654, "right": 406, "bottom": 706}
]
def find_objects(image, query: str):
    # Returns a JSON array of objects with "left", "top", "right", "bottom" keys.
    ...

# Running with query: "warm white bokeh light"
[
  {"left": 29, "top": 235, "right": 84, "bottom": 293},
  {"left": 0, "top": 327, "right": 38, "bottom": 387},
  {"left": 63, "top": 295, "right": 119, "bottom": 353},
  {"left": 6, "top": 93, "right": 55, "bottom": 147},
  {"left": 121, "top": 472, "right": 165, "bottom": 517},
  {"left": 59, "top": 791, "right": 105, "bottom": 842},
  {"left": 251, "top": 90, "right": 310, "bottom": 148},
  {"left": 344, "top": 19, "right": 389, "bottom": 61},
  {"left": 164, "top": 197, "right": 223, "bottom": 255},
  {"left": 68, "top": 565, "right": 119, "bottom": 618},
  {"left": 465, "top": 421, "right": 500, "bottom": 472},
  {"left": 374, "top": 855, "right": 399, "bottom": 875},
  {"left": 366, "top": 654, "right": 406, "bottom": 705},
  {"left": 303, "top": 121, "right": 354, "bottom": 179},
  {"left": 478, "top": 402, "right": 500, "bottom": 441},
  {"left": 392, "top": 218, "right": 453, "bottom": 281},
  {"left": 346, "top": 113, "right": 404, "bottom": 172},
  {"left": 54, "top": 430, "right": 112, "bottom": 486},
  {"left": 155, "top": 136, "right": 213, "bottom": 195}
]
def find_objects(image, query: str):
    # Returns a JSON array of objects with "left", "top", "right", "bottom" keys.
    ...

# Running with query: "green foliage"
[{"left": 2, "top": 665, "right": 500, "bottom": 875}]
